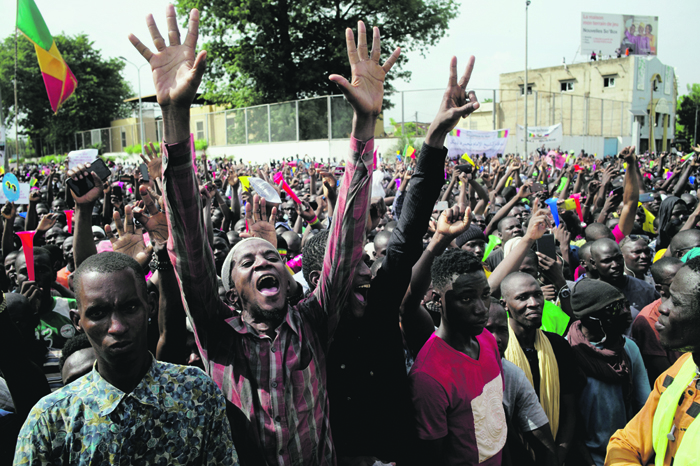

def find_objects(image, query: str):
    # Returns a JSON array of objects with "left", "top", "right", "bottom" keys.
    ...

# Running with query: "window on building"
[
  {"left": 603, "top": 76, "right": 616, "bottom": 88},
  {"left": 121, "top": 130, "right": 127, "bottom": 150},
  {"left": 519, "top": 84, "right": 533, "bottom": 95},
  {"left": 560, "top": 80, "right": 574, "bottom": 92},
  {"left": 196, "top": 121, "right": 205, "bottom": 141}
]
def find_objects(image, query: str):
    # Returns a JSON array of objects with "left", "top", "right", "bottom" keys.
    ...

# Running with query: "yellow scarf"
[{"left": 505, "top": 323, "right": 561, "bottom": 438}]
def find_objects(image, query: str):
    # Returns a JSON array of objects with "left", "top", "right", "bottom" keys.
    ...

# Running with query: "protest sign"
[
  {"left": 66, "top": 149, "right": 99, "bottom": 169},
  {"left": 0, "top": 181, "right": 30, "bottom": 204},
  {"left": 446, "top": 128, "right": 509, "bottom": 160},
  {"left": 517, "top": 124, "right": 563, "bottom": 146}
]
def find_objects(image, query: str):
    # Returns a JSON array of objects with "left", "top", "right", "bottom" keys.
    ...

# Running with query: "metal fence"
[{"left": 75, "top": 89, "right": 635, "bottom": 153}]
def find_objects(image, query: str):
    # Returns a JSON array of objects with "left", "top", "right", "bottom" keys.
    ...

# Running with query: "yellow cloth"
[
  {"left": 652, "top": 354, "right": 700, "bottom": 466},
  {"left": 505, "top": 324, "right": 561, "bottom": 438},
  {"left": 654, "top": 249, "right": 667, "bottom": 263}
]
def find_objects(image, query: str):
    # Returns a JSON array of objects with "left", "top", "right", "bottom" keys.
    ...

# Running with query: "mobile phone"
[
  {"left": 535, "top": 234, "right": 557, "bottom": 260},
  {"left": 456, "top": 164, "right": 474, "bottom": 174},
  {"left": 139, "top": 163, "right": 150, "bottom": 182},
  {"left": 611, "top": 186, "right": 624, "bottom": 198},
  {"left": 531, "top": 182, "right": 546, "bottom": 193},
  {"left": 67, "top": 159, "right": 112, "bottom": 197},
  {"left": 434, "top": 201, "right": 449, "bottom": 211},
  {"left": 639, "top": 192, "right": 654, "bottom": 203}
]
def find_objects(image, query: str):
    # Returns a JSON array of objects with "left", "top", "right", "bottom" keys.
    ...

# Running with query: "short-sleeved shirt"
[
  {"left": 409, "top": 332, "right": 506, "bottom": 465},
  {"left": 14, "top": 358, "right": 237, "bottom": 465},
  {"left": 34, "top": 297, "right": 78, "bottom": 350},
  {"left": 502, "top": 358, "right": 549, "bottom": 433}
]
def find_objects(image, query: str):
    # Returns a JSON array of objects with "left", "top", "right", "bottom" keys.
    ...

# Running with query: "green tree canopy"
[
  {"left": 0, "top": 33, "right": 133, "bottom": 154},
  {"left": 676, "top": 83, "right": 700, "bottom": 147},
  {"left": 175, "top": 0, "right": 458, "bottom": 107}
]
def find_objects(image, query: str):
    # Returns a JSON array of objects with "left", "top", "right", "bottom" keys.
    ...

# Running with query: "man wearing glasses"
[{"left": 567, "top": 279, "right": 651, "bottom": 466}]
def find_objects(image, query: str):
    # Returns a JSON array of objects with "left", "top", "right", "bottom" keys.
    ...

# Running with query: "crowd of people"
[{"left": 2, "top": 6, "right": 700, "bottom": 466}]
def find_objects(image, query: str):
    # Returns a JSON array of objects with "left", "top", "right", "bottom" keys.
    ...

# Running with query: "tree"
[
  {"left": 175, "top": 0, "right": 458, "bottom": 107},
  {"left": 0, "top": 33, "right": 133, "bottom": 155},
  {"left": 676, "top": 83, "right": 700, "bottom": 147}
]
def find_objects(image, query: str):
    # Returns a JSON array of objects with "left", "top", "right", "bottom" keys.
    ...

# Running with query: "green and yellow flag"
[{"left": 17, "top": 0, "right": 77, "bottom": 113}]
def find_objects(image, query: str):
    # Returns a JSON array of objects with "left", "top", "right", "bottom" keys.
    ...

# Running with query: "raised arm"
[
  {"left": 618, "top": 146, "right": 640, "bottom": 237},
  {"left": 129, "top": 6, "right": 231, "bottom": 357},
  {"left": 313, "top": 21, "right": 399, "bottom": 332},
  {"left": 67, "top": 163, "right": 104, "bottom": 269}
]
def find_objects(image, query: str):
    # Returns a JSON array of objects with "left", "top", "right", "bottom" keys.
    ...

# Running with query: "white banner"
[
  {"left": 446, "top": 128, "right": 509, "bottom": 160},
  {"left": 516, "top": 124, "right": 563, "bottom": 145},
  {"left": 581, "top": 12, "right": 658, "bottom": 57},
  {"left": 0, "top": 183, "right": 30, "bottom": 204},
  {"left": 66, "top": 149, "right": 99, "bottom": 170}
]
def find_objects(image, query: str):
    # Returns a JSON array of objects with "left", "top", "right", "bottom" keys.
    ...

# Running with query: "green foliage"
[
  {"left": 676, "top": 83, "right": 700, "bottom": 146},
  {"left": 38, "top": 155, "right": 67, "bottom": 164},
  {"left": 175, "top": 0, "right": 458, "bottom": 107},
  {"left": 0, "top": 33, "right": 134, "bottom": 155},
  {"left": 195, "top": 139, "right": 209, "bottom": 151},
  {"left": 388, "top": 118, "right": 420, "bottom": 156},
  {"left": 123, "top": 142, "right": 161, "bottom": 155}
]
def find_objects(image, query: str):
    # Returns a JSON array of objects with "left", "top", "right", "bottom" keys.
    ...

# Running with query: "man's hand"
[
  {"left": 67, "top": 163, "right": 105, "bottom": 206},
  {"left": 241, "top": 194, "right": 278, "bottom": 247},
  {"left": 524, "top": 210, "right": 552, "bottom": 241},
  {"left": 19, "top": 280, "right": 42, "bottom": 313},
  {"left": 140, "top": 142, "right": 163, "bottom": 181},
  {"left": 29, "top": 190, "right": 40, "bottom": 204},
  {"left": 553, "top": 224, "right": 572, "bottom": 248},
  {"left": 536, "top": 252, "right": 566, "bottom": 288},
  {"left": 517, "top": 181, "right": 533, "bottom": 199},
  {"left": 328, "top": 21, "right": 400, "bottom": 139},
  {"left": 1, "top": 202, "right": 16, "bottom": 221},
  {"left": 129, "top": 5, "right": 206, "bottom": 142},
  {"left": 105, "top": 206, "right": 153, "bottom": 268},
  {"left": 296, "top": 200, "right": 317, "bottom": 222},
  {"left": 133, "top": 186, "right": 169, "bottom": 244},
  {"left": 434, "top": 204, "right": 472, "bottom": 244},
  {"left": 619, "top": 145, "right": 636, "bottom": 162},
  {"left": 425, "top": 56, "right": 479, "bottom": 148},
  {"left": 36, "top": 213, "right": 59, "bottom": 234}
]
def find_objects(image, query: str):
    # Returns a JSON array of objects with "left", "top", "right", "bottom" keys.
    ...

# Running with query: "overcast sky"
[{"left": 2, "top": 0, "right": 698, "bottom": 128}]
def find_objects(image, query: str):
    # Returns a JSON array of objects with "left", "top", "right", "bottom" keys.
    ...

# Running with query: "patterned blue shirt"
[{"left": 14, "top": 357, "right": 238, "bottom": 465}]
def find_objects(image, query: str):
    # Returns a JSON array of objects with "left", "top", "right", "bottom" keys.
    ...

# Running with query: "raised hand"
[
  {"left": 133, "top": 186, "right": 169, "bottom": 244},
  {"left": 524, "top": 210, "right": 552, "bottom": 241},
  {"left": 328, "top": 21, "right": 400, "bottom": 137},
  {"left": 140, "top": 142, "right": 163, "bottom": 181},
  {"left": 67, "top": 163, "right": 105, "bottom": 205},
  {"left": 435, "top": 204, "right": 472, "bottom": 242},
  {"left": 619, "top": 145, "right": 636, "bottom": 161},
  {"left": 241, "top": 194, "right": 278, "bottom": 247},
  {"left": 129, "top": 5, "right": 206, "bottom": 110},
  {"left": 1, "top": 202, "right": 16, "bottom": 220},
  {"left": 36, "top": 213, "right": 59, "bottom": 234},
  {"left": 425, "top": 58, "right": 478, "bottom": 148},
  {"left": 105, "top": 206, "right": 153, "bottom": 268}
]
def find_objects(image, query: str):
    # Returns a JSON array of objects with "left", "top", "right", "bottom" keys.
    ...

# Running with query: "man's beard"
[{"left": 248, "top": 301, "right": 287, "bottom": 323}]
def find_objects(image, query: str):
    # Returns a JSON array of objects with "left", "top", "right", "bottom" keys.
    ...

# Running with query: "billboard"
[{"left": 581, "top": 12, "right": 658, "bottom": 57}]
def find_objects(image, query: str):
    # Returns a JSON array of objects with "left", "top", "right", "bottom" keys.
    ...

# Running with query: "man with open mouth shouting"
[{"left": 128, "top": 5, "right": 398, "bottom": 465}]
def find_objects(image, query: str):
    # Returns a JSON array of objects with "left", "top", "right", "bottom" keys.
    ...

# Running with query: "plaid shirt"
[{"left": 163, "top": 137, "right": 373, "bottom": 466}]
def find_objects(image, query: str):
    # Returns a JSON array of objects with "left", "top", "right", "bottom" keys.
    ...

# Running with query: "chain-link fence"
[{"left": 75, "top": 89, "right": 633, "bottom": 154}]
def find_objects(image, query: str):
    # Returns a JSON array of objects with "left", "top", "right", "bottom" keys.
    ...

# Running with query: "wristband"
[
  {"left": 150, "top": 257, "right": 173, "bottom": 272},
  {"left": 309, "top": 216, "right": 320, "bottom": 226}
]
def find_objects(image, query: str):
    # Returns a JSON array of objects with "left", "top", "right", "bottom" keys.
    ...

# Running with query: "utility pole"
[
  {"left": 694, "top": 105, "right": 698, "bottom": 146},
  {"left": 524, "top": 0, "right": 531, "bottom": 159},
  {"left": 415, "top": 112, "right": 418, "bottom": 136}
]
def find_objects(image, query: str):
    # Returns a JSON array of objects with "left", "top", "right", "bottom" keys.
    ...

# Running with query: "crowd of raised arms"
[{"left": 2, "top": 6, "right": 700, "bottom": 466}]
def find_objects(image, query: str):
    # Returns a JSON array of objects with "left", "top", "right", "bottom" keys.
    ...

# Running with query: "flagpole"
[{"left": 14, "top": 0, "right": 20, "bottom": 170}]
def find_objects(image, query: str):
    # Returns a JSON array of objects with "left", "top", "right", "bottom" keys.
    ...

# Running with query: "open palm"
[
  {"left": 106, "top": 206, "right": 153, "bottom": 269},
  {"left": 329, "top": 21, "right": 400, "bottom": 117},
  {"left": 133, "top": 187, "right": 169, "bottom": 244},
  {"left": 129, "top": 5, "right": 206, "bottom": 109}
]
